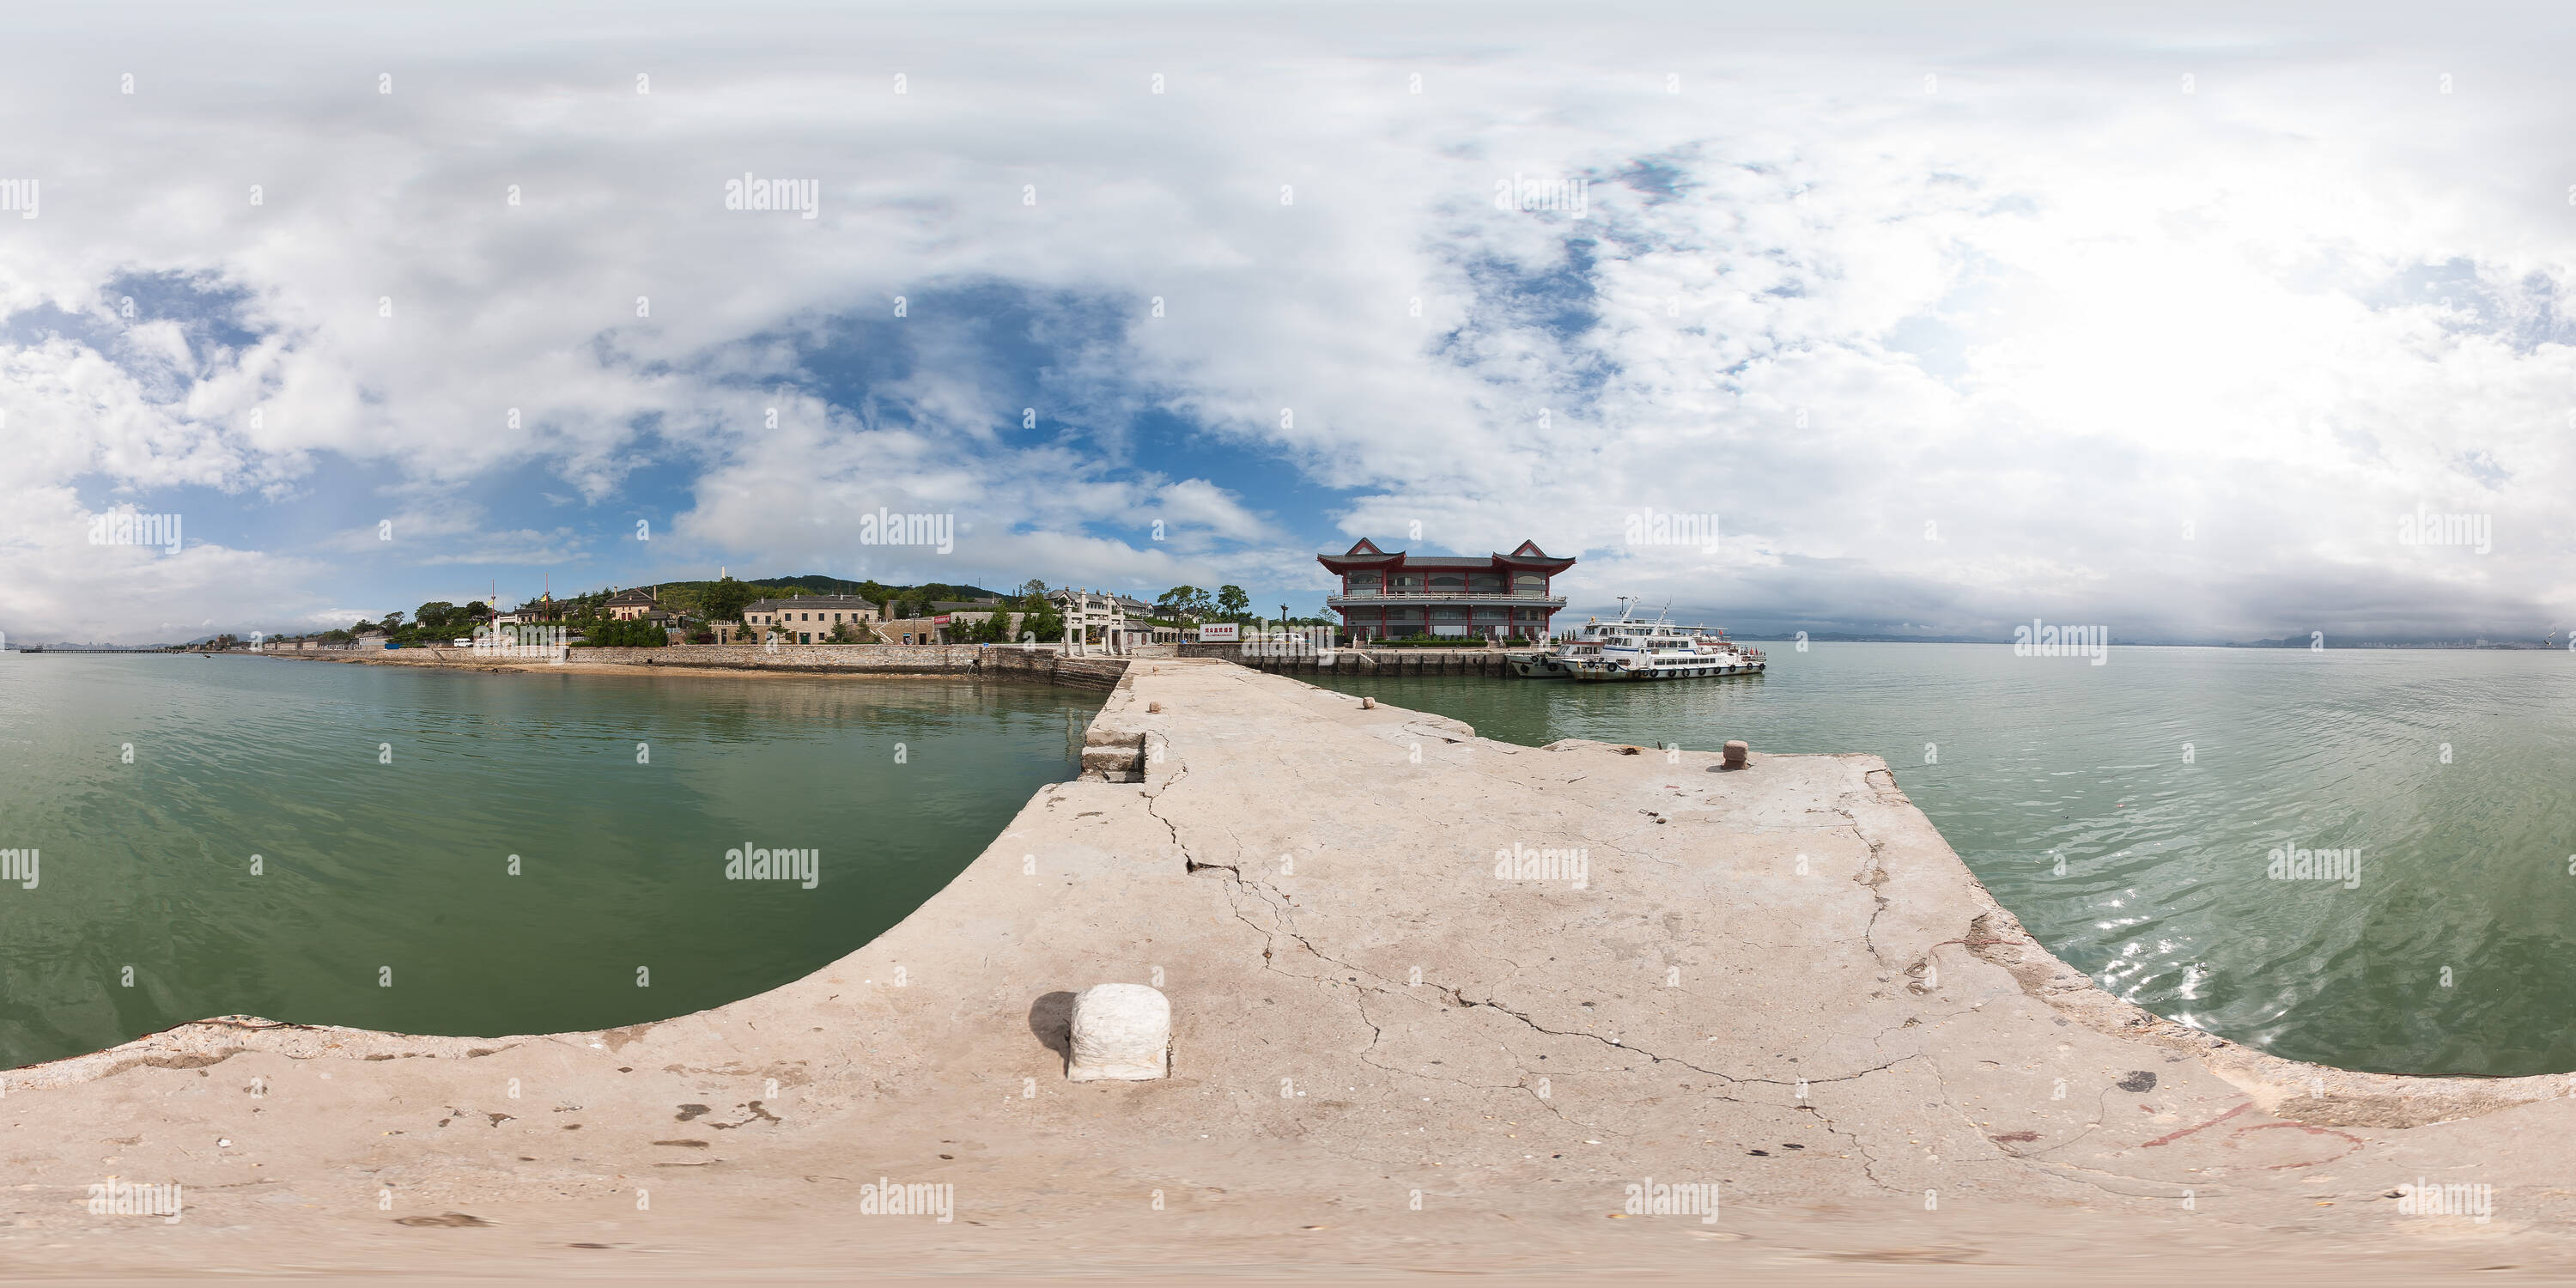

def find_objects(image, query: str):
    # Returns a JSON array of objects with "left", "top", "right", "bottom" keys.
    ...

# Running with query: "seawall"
[
  {"left": 264, "top": 642, "right": 1132, "bottom": 690},
  {"left": 5, "top": 659, "right": 2570, "bottom": 1279},
  {"left": 1183, "top": 641, "right": 1526, "bottom": 676}
]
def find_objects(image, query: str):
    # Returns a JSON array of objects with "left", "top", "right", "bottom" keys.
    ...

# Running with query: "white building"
[{"left": 745, "top": 595, "right": 884, "bottom": 644}]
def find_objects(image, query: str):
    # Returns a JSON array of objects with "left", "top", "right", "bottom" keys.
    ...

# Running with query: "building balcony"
[{"left": 1326, "top": 592, "right": 1566, "bottom": 609}]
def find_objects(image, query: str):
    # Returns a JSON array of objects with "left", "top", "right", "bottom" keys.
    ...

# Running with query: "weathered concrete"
[{"left": 3, "top": 659, "right": 2570, "bottom": 1281}]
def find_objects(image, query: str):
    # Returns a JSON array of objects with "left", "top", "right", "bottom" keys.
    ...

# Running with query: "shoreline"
[
  {"left": 248, "top": 640, "right": 1133, "bottom": 690},
  {"left": 3, "top": 659, "right": 2568, "bottom": 1278},
  {"left": 252, "top": 653, "right": 1053, "bottom": 682}
]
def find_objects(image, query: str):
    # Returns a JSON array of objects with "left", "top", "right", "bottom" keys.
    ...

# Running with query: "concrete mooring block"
[
  {"left": 1067, "top": 983, "right": 1170, "bottom": 1081},
  {"left": 1722, "top": 739, "right": 1750, "bottom": 769}
]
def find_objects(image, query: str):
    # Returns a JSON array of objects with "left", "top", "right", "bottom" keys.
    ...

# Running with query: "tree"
[
  {"left": 1019, "top": 592, "right": 1062, "bottom": 644},
  {"left": 1216, "top": 585, "right": 1250, "bottom": 621},
  {"left": 1157, "top": 585, "right": 1218, "bottom": 621},
  {"left": 702, "top": 576, "right": 756, "bottom": 624},
  {"left": 378, "top": 611, "right": 404, "bottom": 634},
  {"left": 1018, "top": 578, "right": 1048, "bottom": 600}
]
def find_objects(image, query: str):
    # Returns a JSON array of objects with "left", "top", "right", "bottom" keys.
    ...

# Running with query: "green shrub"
[{"left": 573, "top": 618, "right": 670, "bottom": 647}]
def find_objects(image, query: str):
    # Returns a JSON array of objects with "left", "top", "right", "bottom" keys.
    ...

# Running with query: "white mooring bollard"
[{"left": 1067, "top": 983, "right": 1170, "bottom": 1081}]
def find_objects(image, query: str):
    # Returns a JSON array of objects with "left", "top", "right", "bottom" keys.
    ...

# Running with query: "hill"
[{"left": 519, "top": 575, "right": 1007, "bottom": 620}]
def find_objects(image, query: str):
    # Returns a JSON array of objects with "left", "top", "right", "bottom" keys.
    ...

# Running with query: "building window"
[
  {"left": 799, "top": 632, "right": 811, "bottom": 644},
  {"left": 1430, "top": 574, "right": 1465, "bottom": 591},
  {"left": 1469, "top": 574, "right": 1504, "bottom": 593},
  {"left": 1514, "top": 574, "right": 1546, "bottom": 595}
]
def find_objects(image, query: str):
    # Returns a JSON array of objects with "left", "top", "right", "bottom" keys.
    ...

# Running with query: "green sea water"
[
  {"left": 1303, "top": 643, "right": 2576, "bottom": 1078},
  {"left": 0, "top": 655, "right": 1091, "bottom": 1070},
  {"left": 9, "top": 646, "right": 2572, "bottom": 1078}
]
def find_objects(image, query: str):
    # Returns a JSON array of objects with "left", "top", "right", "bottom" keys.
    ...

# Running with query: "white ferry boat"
[
  {"left": 1511, "top": 601, "right": 1766, "bottom": 681},
  {"left": 1509, "top": 633, "right": 1601, "bottom": 677}
]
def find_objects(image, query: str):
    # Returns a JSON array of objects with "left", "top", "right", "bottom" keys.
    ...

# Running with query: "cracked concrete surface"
[{"left": 3, "top": 659, "right": 2572, "bottom": 1282}]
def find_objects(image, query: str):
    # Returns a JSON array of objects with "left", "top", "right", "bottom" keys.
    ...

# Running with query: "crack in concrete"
[
  {"left": 2010, "top": 1084, "right": 2119, "bottom": 1163},
  {"left": 1140, "top": 762, "right": 1193, "bottom": 861},
  {"left": 1793, "top": 1103, "right": 1894, "bottom": 1191},
  {"left": 1834, "top": 799, "right": 1897, "bottom": 970},
  {"left": 1442, "top": 991, "right": 1741, "bottom": 1084},
  {"left": 1144, "top": 719, "right": 2216, "bottom": 1208},
  {"left": 1188, "top": 788, "right": 1936, "bottom": 1110}
]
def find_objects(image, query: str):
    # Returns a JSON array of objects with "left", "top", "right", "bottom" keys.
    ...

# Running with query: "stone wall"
[
  {"left": 280, "top": 643, "right": 1128, "bottom": 690},
  {"left": 1177, "top": 642, "right": 1521, "bottom": 676},
  {"left": 570, "top": 642, "right": 981, "bottom": 671}
]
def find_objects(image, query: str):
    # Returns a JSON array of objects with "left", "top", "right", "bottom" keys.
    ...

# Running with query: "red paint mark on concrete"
[
  {"left": 2141, "top": 1100, "right": 2251, "bottom": 1148},
  {"left": 2233, "top": 1121, "right": 2366, "bottom": 1169}
]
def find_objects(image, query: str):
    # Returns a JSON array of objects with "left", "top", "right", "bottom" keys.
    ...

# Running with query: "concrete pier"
[{"left": 4, "top": 659, "right": 2570, "bottom": 1279}]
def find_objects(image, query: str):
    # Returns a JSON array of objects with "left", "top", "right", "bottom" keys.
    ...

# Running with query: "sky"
[{"left": 3, "top": 0, "right": 2573, "bottom": 644}]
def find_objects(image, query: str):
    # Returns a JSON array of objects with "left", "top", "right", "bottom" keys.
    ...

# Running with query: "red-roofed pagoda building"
[{"left": 1319, "top": 539, "right": 1574, "bottom": 642}]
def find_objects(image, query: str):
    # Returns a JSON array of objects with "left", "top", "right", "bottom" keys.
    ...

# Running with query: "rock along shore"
[{"left": 3, "top": 659, "right": 2568, "bottom": 1281}]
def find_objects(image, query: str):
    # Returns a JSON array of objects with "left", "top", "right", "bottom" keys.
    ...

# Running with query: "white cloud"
[{"left": 2, "top": 6, "right": 2573, "bottom": 641}]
